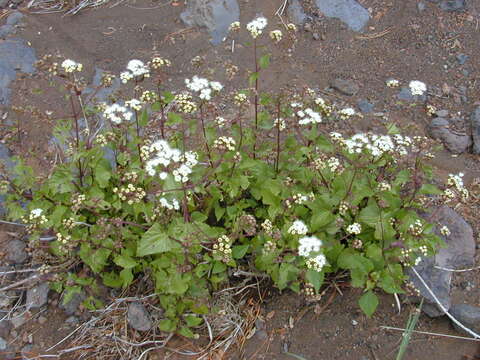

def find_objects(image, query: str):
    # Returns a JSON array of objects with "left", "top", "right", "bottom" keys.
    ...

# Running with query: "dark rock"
[
  {"left": 439, "top": 0, "right": 466, "bottom": 11},
  {"left": 0, "top": 319, "right": 12, "bottom": 338},
  {"left": 315, "top": 0, "right": 370, "bottom": 32},
  {"left": 26, "top": 283, "right": 50, "bottom": 309},
  {"left": 180, "top": 0, "right": 240, "bottom": 45},
  {"left": 409, "top": 206, "right": 475, "bottom": 317},
  {"left": 0, "top": 39, "right": 36, "bottom": 106},
  {"left": 357, "top": 99, "right": 374, "bottom": 113},
  {"left": 456, "top": 53, "right": 469, "bottom": 65},
  {"left": 65, "top": 316, "right": 79, "bottom": 324},
  {"left": 427, "top": 117, "right": 471, "bottom": 154},
  {"left": 461, "top": 69, "right": 470, "bottom": 76},
  {"left": 127, "top": 302, "right": 152, "bottom": 331},
  {"left": 435, "top": 109, "right": 449, "bottom": 117},
  {"left": 0, "top": 336, "right": 15, "bottom": 359},
  {"left": 60, "top": 291, "right": 86, "bottom": 315},
  {"left": 11, "top": 313, "right": 27, "bottom": 328},
  {"left": 21, "top": 344, "right": 33, "bottom": 360},
  {"left": 470, "top": 106, "right": 480, "bottom": 154},
  {"left": 6, "top": 11, "right": 23, "bottom": 26},
  {"left": 5, "top": 239, "right": 27, "bottom": 264},
  {"left": 450, "top": 304, "right": 480, "bottom": 335},
  {"left": 330, "top": 78, "right": 359, "bottom": 96},
  {"left": 397, "top": 87, "right": 427, "bottom": 103},
  {"left": 287, "top": 0, "right": 307, "bottom": 25}
]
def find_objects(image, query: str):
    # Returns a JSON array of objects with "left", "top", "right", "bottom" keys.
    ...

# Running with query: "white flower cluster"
[
  {"left": 315, "top": 97, "right": 334, "bottom": 116},
  {"left": 144, "top": 140, "right": 198, "bottom": 183},
  {"left": 338, "top": 108, "right": 355, "bottom": 120},
  {"left": 25, "top": 208, "right": 48, "bottom": 226},
  {"left": 113, "top": 184, "right": 146, "bottom": 205},
  {"left": 274, "top": 117, "right": 286, "bottom": 131},
  {"left": 288, "top": 220, "right": 308, "bottom": 235},
  {"left": 185, "top": 76, "right": 223, "bottom": 101},
  {"left": 61, "top": 59, "right": 83, "bottom": 73},
  {"left": 229, "top": 21, "right": 241, "bottom": 32},
  {"left": 377, "top": 182, "right": 392, "bottom": 191},
  {"left": 386, "top": 79, "right": 400, "bottom": 88},
  {"left": 269, "top": 29, "right": 283, "bottom": 42},
  {"left": 409, "top": 80, "right": 427, "bottom": 96},
  {"left": 159, "top": 197, "right": 180, "bottom": 211},
  {"left": 213, "top": 136, "right": 236, "bottom": 151},
  {"left": 263, "top": 240, "right": 276, "bottom": 254},
  {"left": 125, "top": 99, "right": 143, "bottom": 111},
  {"left": 306, "top": 254, "right": 327, "bottom": 272},
  {"left": 352, "top": 238, "right": 363, "bottom": 249},
  {"left": 104, "top": 104, "right": 134, "bottom": 124},
  {"left": 446, "top": 172, "right": 469, "bottom": 200},
  {"left": 175, "top": 93, "right": 197, "bottom": 113},
  {"left": 346, "top": 223, "right": 362, "bottom": 235},
  {"left": 150, "top": 56, "right": 171, "bottom": 69},
  {"left": 339, "top": 201, "right": 349, "bottom": 216},
  {"left": 298, "top": 236, "right": 322, "bottom": 257},
  {"left": 213, "top": 235, "right": 232, "bottom": 263},
  {"left": 246, "top": 16, "right": 267, "bottom": 38},
  {"left": 215, "top": 116, "right": 226, "bottom": 128},
  {"left": 342, "top": 133, "right": 412, "bottom": 158},
  {"left": 140, "top": 90, "right": 157, "bottom": 103},
  {"left": 409, "top": 219, "right": 424, "bottom": 236},
  {"left": 234, "top": 92, "right": 248, "bottom": 105},
  {"left": 261, "top": 219, "right": 273, "bottom": 235},
  {"left": 440, "top": 225, "right": 450, "bottom": 236},
  {"left": 72, "top": 194, "right": 86, "bottom": 212},
  {"left": 297, "top": 108, "right": 322, "bottom": 125},
  {"left": 287, "top": 23, "right": 297, "bottom": 32}
]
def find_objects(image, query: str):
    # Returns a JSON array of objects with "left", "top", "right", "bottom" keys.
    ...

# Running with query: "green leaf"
[
  {"left": 358, "top": 200, "right": 381, "bottom": 227},
  {"left": 249, "top": 72, "right": 258, "bottom": 87},
  {"left": 419, "top": 184, "right": 442, "bottom": 195},
  {"left": 167, "top": 112, "right": 183, "bottom": 126},
  {"left": 232, "top": 245, "right": 249, "bottom": 259},
  {"left": 159, "top": 318, "right": 177, "bottom": 332},
  {"left": 306, "top": 269, "right": 324, "bottom": 292},
  {"left": 119, "top": 268, "right": 134, "bottom": 288},
  {"left": 337, "top": 249, "right": 374, "bottom": 274},
  {"left": 358, "top": 290, "right": 378, "bottom": 317},
  {"left": 277, "top": 263, "right": 300, "bottom": 290},
  {"left": 185, "top": 315, "right": 203, "bottom": 327},
  {"left": 259, "top": 54, "right": 271, "bottom": 69},
  {"left": 178, "top": 326, "right": 196, "bottom": 339},
  {"left": 102, "top": 272, "right": 123, "bottom": 288},
  {"left": 94, "top": 162, "right": 111, "bottom": 188},
  {"left": 139, "top": 109, "right": 149, "bottom": 127},
  {"left": 310, "top": 211, "right": 335, "bottom": 232},
  {"left": 137, "top": 224, "right": 179, "bottom": 256}
]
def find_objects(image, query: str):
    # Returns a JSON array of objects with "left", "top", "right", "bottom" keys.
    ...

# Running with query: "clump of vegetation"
[{"left": 1, "top": 17, "right": 466, "bottom": 338}]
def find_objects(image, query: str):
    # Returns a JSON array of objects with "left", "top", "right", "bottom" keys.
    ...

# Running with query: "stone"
[
  {"left": 127, "top": 302, "right": 152, "bottom": 331},
  {"left": 435, "top": 109, "right": 449, "bottom": 117},
  {"left": 0, "top": 337, "right": 7, "bottom": 350},
  {"left": 37, "top": 316, "right": 47, "bottom": 325},
  {"left": 427, "top": 117, "right": 471, "bottom": 154},
  {"left": 417, "top": 1, "right": 426, "bottom": 11},
  {"left": 21, "top": 344, "right": 33, "bottom": 360},
  {"left": 26, "top": 283, "right": 50, "bottom": 309},
  {"left": 470, "top": 106, "right": 480, "bottom": 154},
  {"left": 315, "top": 0, "right": 370, "bottom": 32},
  {"left": 180, "top": 0, "right": 240, "bottom": 45},
  {"left": 0, "top": 0, "right": 8, "bottom": 8},
  {"left": 330, "top": 78, "right": 359, "bottom": 96},
  {"left": 357, "top": 99, "right": 374, "bottom": 113},
  {"left": 0, "top": 39, "right": 36, "bottom": 106},
  {"left": 397, "top": 87, "right": 427, "bottom": 103},
  {"left": 11, "top": 313, "right": 27, "bottom": 328},
  {"left": 83, "top": 67, "right": 120, "bottom": 105},
  {"left": 5, "top": 239, "right": 27, "bottom": 264},
  {"left": 0, "top": 319, "right": 12, "bottom": 338},
  {"left": 287, "top": 0, "right": 307, "bottom": 25},
  {"left": 456, "top": 53, "right": 469, "bottom": 65},
  {"left": 439, "top": 0, "right": 466, "bottom": 11},
  {"left": 60, "top": 291, "right": 86, "bottom": 315},
  {"left": 0, "top": 25, "right": 14, "bottom": 38},
  {"left": 409, "top": 206, "right": 475, "bottom": 317},
  {"left": 450, "top": 304, "right": 480, "bottom": 335},
  {"left": 65, "top": 316, "right": 79, "bottom": 324},
  {"left": 6, "top": 11, "right": 23, "bottom": 26}
]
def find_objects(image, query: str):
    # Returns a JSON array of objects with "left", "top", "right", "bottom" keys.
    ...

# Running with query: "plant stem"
[
  {"left": 69, "top": 91, "right": 83, "bottom": 187},
  {"left": 253, "top": 38, "right": 259, "bottom": 159},
  {"left": 200, "top": 103, "right": 214, "bottom": 168},
  {"left": 275, "top": 100, "right": 281, "bottom": 173}
]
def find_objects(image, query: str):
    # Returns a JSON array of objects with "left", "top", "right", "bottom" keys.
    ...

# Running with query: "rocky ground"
[{"left": 1, "top": 0, "right": 480, "bottom": 359}]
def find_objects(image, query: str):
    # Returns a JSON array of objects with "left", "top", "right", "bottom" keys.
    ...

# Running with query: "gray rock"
[
  {"left": 21, "top": 344, "right": 33, "bottom": 360},
  {"left": 6, "top": 11, "right": 23, "bottom": 26},
  {"left": 435, "top": 109, "right": 449, "bottom": 117},
  {"left": 83, "top": 67, "right": 120, "bottom": 105},
  {"left": 456, "top": 53, "right": 469, "bottom": 65},
  {"left": 450, "top": 304, "right": 480, "bottom": 334},
  {"left": 0, "top": 0, "right": 8, "bottom": 8},
  {"left": 439, "top": 0, "right": 466, "bottom": 11},
  {"left": 471, "top": 106, "right": 480, "bottom": 154},
  {"left": 417, "top": 1, "right": 427, "bottom": 11},
  {"left": 5, "top": 239, "right": 27, "bottom": 264},
  {"left": 330, "top": 78, "right": 359, "bottom": 96},
  {"left": 0, "top": 319, "right": 12, "bottom": 338},
  {"left": 60, "top": 291, "right": 85, "bottom": 315},
  {"left": 65, "top": 316, "right": 79, "bottom": 324},
  {"left": 180, "top": 0, "right": 240, "bottom": 45},
  {"left": 0, "top": 39, "right": 36, "bottom": 106},
  {"left": 396, "top": 87, "right": 427, "bottom": 103},
  {"left": 127, "top": 302, "right": 152, "bottom": 331},
  {"left": 357, "top": 99, "right": 374, "bottom": 113},
  {"left": 11, "top": 313, "right": 27, "bottom": 328},
  {"left": 409, "top": 206, "right": 475, "bottom": 317},
  {"left": 0, "top": 25, "right": 15, "bottom": 38},
  {"left": 26, "top": 283, "right": 50, "bottom": 309},
  {"left": 427, "top": 117, "right": 471, "bottom": 154},
  {"left": 0, "top": 336, "right": 6, "bottom": 350},
  {"left": 315, "top": 0, "right": 370, "bottom": 32},
  {"left": 287, "top": 0, "right": 307, "bottom": 25}
]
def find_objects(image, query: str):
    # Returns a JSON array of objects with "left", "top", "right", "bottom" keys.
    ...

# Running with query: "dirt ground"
[{"left": 2, "top": 0, "right": 480, "bottom": 359}]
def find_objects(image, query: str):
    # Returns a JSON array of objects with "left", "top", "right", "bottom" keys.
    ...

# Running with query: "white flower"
[
  {"left": 159, "top": 197, "right": 180, "bottom": 211},
  {"left": 125, "top": 99, "right": 143, "bottom": 111},
  {"left": 210, "top": 81, "right": 223, "bottom": 91},
  {"left": 440, "top": 226, "right": 450, "bottom": 236},
  {"left": 199, "top": 88, "right": 212, "bottom": 101},
  {"left": 215, "top": 116, "right": 226, "bottom": 128},
  {"left": 306, "top": 254, "right": 327, "bottom": 272},
  {"left": 346, "top": 223, "right": 362, "bottom": 235},
  {"left": 104, "top": 104, "right": 133, "bottom": 124},
  {"left": 213, "top": 136, "right": 236, "bottom": 151},
  {"left": 288, "top": 220, "right": 308, "bottom": 235},
  {"left": 298, "top": 108, "right": 322, "bottom": 125},
  {"left": 338, "top": 108, "right": 355, "bottom": 120},
  {"left": 246, "top": 16, "right": 268, "bottom": 39},
  {"left": 120, "top": 71, "right": 134, "bottom": 84},
  {"left": 386, "top": 79, "right": 400, "bottom": 88},
  {"left": 229, "top": 21, "right": 241, "bottom": 32},
  {"left": 31, "top": 208, "right": 43, "bottom": 218},
  {"left": 61, "top": 59, "right": 83, "bottom": 73},
  {"left": 298, "top": 236, "right": 322, "bottom": 257},
  {"left": 409, "top": 80, "right": 427, "bottom": 96},
  {"left": 126, "top": 59, "right": 150, "bottom": 77},
  {"left": 287, "top": 23, "right": 297, "bottom": 32},
  {"left": 185, "top": 76, "right": 222, "bottom": 101},
  {"left": 269, "top": 29, "right": 282, "bottom": 42}
]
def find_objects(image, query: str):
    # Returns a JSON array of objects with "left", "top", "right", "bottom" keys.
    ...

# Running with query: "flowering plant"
[{"left": 0, "top": 20, "right": 456, "bottom": 336}]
